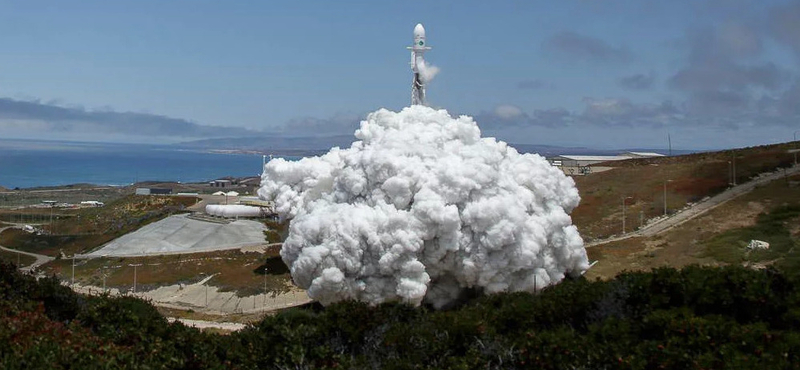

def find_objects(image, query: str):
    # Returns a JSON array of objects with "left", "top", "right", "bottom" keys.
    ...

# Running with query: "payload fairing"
[{"left": 408, "top": 23, "right": 431, "bottom": 106}]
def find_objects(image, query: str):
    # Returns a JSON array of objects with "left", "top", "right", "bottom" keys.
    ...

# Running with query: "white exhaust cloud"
[
  {"left": 417, "top": 59, "right": 440, "bottom": 84},
  {"left": 258, "top": 106, "right": 588, "bottom": 308}
]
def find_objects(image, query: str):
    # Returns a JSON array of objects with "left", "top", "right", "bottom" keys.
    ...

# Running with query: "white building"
[
  {"left": 624, "top": 152, "right": 665, "bottom": 158},
  {"left": 549, "top": 155, "right": 634, "bottom": 168}
]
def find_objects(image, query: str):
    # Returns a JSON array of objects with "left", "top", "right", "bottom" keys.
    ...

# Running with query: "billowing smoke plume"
[
  {"left": 417, "top": 59, "right": 440, "bottom": 84},
  {"left": 259, "top": 106, "right": 588, "bottom": 308}
]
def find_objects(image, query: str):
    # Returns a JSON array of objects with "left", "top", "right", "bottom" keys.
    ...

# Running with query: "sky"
[{"left": 1, "top": 0, "right": 800, "bottom": 150}]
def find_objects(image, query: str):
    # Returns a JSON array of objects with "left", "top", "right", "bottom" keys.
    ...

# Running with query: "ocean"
[{"left": 0, "top": 139, "right": 287, "bottom": 189}]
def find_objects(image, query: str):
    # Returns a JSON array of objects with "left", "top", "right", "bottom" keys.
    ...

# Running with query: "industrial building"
[
  {"left": 623, "top": 152, "right": 666, "bottom": 159},
  {"left": 548, "top": 152, "right": 665, "bottom": 176},
  {"left": 134, "top": 188, "right": 172, "bottom": 195},
  {"left": 209, "top": 179, "right": 232, "bottom": 188},
  {"left": 549, "top": 155, "right": 634, "bottom": 168}
]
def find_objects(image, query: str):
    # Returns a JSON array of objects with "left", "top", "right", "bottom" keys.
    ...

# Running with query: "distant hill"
[
  {"left": 175, "top": 135, "right": 355, "bottom": 156},
  {"left": 177, "top": 135, "right": 694, "bottom": 158},
  {"left": 572, "top": 140, "right": 798, "bottom": 240},
  {"left": 509, "top": 144, "right": 695, "bottom": 157}
]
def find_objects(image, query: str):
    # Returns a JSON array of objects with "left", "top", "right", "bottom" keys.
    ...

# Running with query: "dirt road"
[
  {"left": 0, "top": 226, "right": 55, "bottom": 272},
  {"left": 587, "top": 165, "right": 800, "bottom": 248}
]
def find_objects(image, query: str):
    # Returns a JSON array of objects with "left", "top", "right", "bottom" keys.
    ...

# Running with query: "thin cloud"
[
  {"left": 770, "top": 1, "right": 800, "bottom": 56},
  {"left": 280, "top": 113, "right": 362, "bottom": 136},
  {"left": 618, "top": 72, "right": 656, "bottom": 90},
  {"left": 517, "top": 79, "right": 556, "bottom": 90},
  {"left": 543, "top": 31, "right": 633, "bottom": 63},
  {"left": 0, "top": 97, "right": 257, "bottom": 139}
]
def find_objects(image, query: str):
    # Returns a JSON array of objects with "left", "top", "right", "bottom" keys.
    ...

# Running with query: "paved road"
[
  {"left": 167, "top": 317, "right": 247, "bottom": 332},
  {"left": 587, "top": 164, "right": 800, "bottom": 248},
  {"left": 0, "top": 226, "right": 55, "bottom": 272}
]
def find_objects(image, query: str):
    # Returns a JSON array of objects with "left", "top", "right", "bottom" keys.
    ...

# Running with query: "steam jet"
[{"left": 408, "top": 23, "right": 431, "bottom": 106}]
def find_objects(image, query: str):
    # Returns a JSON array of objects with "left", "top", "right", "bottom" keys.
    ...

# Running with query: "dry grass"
[
  {"left": 586, "top": 172, "right": 800, "bottom": 280},
  {"left": 0, "top": 249, "right": 37, "bottom": 267},
  {"left": 0, "top": 195, "right": 199, "bottom": 256},
  {"left": 42, "top": 246, "right": 291, "bottom": 297},
  {"left": 572, "top": 141, "right": 796, "bottom": 241}
]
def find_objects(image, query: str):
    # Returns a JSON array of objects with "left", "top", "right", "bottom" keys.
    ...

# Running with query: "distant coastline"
[
  {"left": 0, "top": 138, "right": 697, "bottom": 189},
  {"left": 0, "top": 140, "right": 269, "bottom": 189}
]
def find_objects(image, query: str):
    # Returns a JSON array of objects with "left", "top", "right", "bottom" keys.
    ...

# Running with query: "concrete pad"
[{"left": 88, "top": 213, "right": 267, "bottom": 257}]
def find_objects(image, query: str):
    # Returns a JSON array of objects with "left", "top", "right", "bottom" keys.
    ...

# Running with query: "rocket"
[{"left": 408, "top": 23, "right": 431, "bottom": 106}]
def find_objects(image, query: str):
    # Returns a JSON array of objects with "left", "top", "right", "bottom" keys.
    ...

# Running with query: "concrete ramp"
[{"left": 88, "top": 214, "right": 267, "bottom": 256}]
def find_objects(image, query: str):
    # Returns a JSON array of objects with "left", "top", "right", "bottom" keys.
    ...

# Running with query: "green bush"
[{"left": 3, "top": 261, "right": 800, "bottom": 368}]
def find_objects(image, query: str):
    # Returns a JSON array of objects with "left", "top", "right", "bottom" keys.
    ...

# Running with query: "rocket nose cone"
[{"left": 414, "top": 23, "right": 425, "bottom": 38}]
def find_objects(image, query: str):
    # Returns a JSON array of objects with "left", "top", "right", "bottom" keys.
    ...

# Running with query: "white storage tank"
[{"left": 205, "top": 204, "right": 263, "bottom": 218}]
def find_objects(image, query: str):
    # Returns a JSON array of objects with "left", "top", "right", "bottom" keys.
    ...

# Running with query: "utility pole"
[
  {"left": 264, "top": 267, "right": 267, "bottom": 307},
  {"left": 663, "top": 180, "right": 673, "bottom": 216},
  {"left": 732, "top": 151, "right": 737, "bottom": 186},
  {"left": 728, "top": 161, "right": 732, "bottom": 185},
  {"left": 130, "top": 263, "right": 142, "bottom": 294},
  {"left": 622, "top": 196, "right": 632, "bottom": 234},
  {"left": 668, "top": 133, "right": 672, "bottom": 156}
]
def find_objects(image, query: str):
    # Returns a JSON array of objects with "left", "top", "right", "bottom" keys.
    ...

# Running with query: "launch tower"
[{"left": 408, "top": 23, "right": 431, "bottom": 106}]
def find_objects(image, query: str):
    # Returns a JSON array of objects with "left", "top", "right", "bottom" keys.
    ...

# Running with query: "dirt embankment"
[
  {"left": 585, "top": 172, "right": 800, "bottom": 280},
  {"left": 571, "top": 141, "right": 797, "bottom": 241}
]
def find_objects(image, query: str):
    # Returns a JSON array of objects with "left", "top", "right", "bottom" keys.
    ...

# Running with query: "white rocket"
[{"left": 408, "top": 23, "right": 431, "bottom": 106}]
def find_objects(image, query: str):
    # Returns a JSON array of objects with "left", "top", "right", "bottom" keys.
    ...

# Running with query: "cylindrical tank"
[{"left": 204, "top": 204, "right": 262, "bottom": 218}]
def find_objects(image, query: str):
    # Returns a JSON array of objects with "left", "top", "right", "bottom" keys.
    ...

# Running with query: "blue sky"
[{"left": 1, "top": 0, "right": 800, "bottom": 150}]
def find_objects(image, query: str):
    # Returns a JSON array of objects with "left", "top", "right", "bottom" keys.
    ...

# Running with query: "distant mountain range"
[
  {"left": 175, "top": 135, "right": 355, "bottom": 157},
  {"left": 176, "top": 135, "right": 696, "bottom": 158}
]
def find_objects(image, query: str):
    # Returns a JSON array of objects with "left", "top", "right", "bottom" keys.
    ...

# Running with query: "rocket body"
[{"left": 408, "top": 23, "right": 431, "bottom": 106}]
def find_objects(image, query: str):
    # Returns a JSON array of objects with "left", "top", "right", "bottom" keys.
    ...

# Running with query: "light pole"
[
  {"left": 264, "top": 266, "right": 267, "bottom": 307},
  {"left": 663, "top": 180, "right": 673, "bottom": 216},
  {"left": 203, "top": 274, "right": 213, "bottom": 308},
  {"left": 130, "top": 263, "right": 142, "bottom": 294},
  {"left": 622, "top": 196, "right": 632, "bottom": 234},
  {"left": 727, "top": 161, "right": 732, "bottom": 185},
  {"left": 102, "top": 267, "right": 108, "bottom": 293}
]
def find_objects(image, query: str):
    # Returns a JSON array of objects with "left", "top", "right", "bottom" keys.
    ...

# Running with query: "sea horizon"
[{"left": 0, "top": 139, "right": 292, "bottom": 189}]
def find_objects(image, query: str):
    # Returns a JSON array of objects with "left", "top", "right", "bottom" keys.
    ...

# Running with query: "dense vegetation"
[{"left": 3, "top": 261, "right": 800, "bottom": 369}]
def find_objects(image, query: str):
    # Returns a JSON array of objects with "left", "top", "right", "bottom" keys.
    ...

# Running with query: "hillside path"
[
  {"left": 586, "top": 164, "right": 800, "bottom": 248},
  {"left": 0, "top": 226, "right": 55, "bottom": 272}
]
